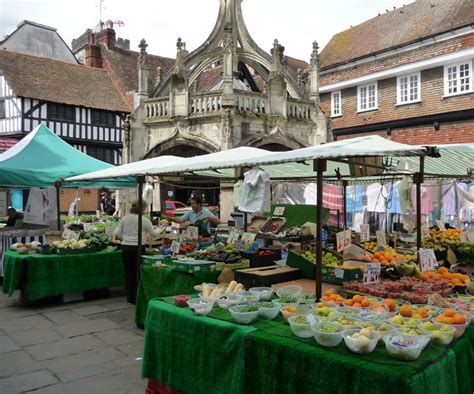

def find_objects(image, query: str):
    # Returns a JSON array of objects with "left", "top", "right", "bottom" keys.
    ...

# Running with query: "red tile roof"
[
  {"left": 0, "top": 49, "right": 130, "bottom": 112},
  {"left": 320, "top": 0, "right": 474, "bottom": 69}
]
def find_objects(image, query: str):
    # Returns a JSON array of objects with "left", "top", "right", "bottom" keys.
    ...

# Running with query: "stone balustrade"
[
  {"left": 234, "top": 92, "right": 267, "bottom": 114},
  {"left": 190, "top": 93, "right": 222, "bottom": 115},
  {"left": 145, "top": 99, "right": 169, "bottom": 119},
  {"left": 287, "top": 99, "right": 312, "bottom": 120}
]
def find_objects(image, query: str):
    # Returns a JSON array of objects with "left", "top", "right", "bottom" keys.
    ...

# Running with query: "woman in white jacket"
[{"left": 115, "top": 201, "right": 159, "bottom": 304}]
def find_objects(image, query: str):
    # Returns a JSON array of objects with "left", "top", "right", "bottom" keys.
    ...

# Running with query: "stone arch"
[
  {"left": 144, "top": 137, "right": 217, "bottom": 159},
  {"left": 247, "top": 136, "right": 302, "bottom": 151}
]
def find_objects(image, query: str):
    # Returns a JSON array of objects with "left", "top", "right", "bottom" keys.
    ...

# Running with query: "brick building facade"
[{"left": 318, "top": 0, "right": 474, "bottom": 144}]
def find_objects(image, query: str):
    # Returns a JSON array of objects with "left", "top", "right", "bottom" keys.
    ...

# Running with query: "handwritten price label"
[
  {"left": 188, "top": 226, "right": 199, "bottom": 240},
  {"left": 336, "top": 229, "right": 352, "bottom": 252},
  {"left": 360, "top": 224, "right": 370, "bottom": 243},
  {"left": 376, "top": 230, "right": 386, "bottom": 247},
  {"left": 62, "top": 228, "right": 80, "bottom": 242},
  {"left": 363, "top": 263, "right": 381, "bottom": 284},
  {"left": 171, "top": 241, "right": 181, "bottom": 255},
  {"left": 273, "top": 207, "right": 285, "bottom": 216},
  {"left": 435, "top": 220, "right": 446, "bottom": 231},
  {"left": 419, "top": 249, "right": 437, "bottom": 272}
]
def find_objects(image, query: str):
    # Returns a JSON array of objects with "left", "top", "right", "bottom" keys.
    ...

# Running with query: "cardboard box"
[
  {"left": 322, "top": 265, "right": 362, "bottom": 285},
  {"left": 234, "top": 265, "right": 302, "bottom": 288}
]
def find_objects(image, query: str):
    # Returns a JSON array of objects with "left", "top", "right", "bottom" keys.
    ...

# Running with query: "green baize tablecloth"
[
  {"left": 135, "top": 262, "right": 220, "bottom": 326},
  {"left": 2, "top": 250, "right": 124, "bottom": 301},
  {"left": 142, "top": 298, "right": 474, "bottom": 394}
]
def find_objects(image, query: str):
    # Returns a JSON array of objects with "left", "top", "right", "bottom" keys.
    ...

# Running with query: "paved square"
[{"left": 0, "top": 290, "right": 146, "bottom": 393}]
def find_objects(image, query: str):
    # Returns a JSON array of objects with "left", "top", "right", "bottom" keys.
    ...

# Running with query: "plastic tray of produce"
[{"left": 171, "top": 260, "right": 217, "bottom": 274}]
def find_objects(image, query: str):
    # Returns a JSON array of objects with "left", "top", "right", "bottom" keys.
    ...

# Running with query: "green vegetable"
[
  {"left": 299, "top": 293, "right": 316, "bottom": 301},
  {"left": 278, "top": 296, "right": 299, "bottom": 303},
  {"left": 239, "top": 305, "right": 260, "bottom": 313},
  {"left": 293, "top": 316, "right": 309, "bottom": 325},
  {"left": 255, "top": 302, "right": 275, "bottom": 308}
]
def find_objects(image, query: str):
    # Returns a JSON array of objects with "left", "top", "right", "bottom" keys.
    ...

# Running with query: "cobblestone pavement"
[{"left": 0, "top": 289, "right": 146, "bottom": 393}]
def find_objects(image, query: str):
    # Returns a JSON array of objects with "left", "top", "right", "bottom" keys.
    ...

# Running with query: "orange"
[
  {"left": 444, "top": 309, "right": 456, "bottom": 318},
  {"left": 400, "top": 305, "right": 413, "bottom": 318},
  {"left": 383, "top": 299, "right": 396, "bottom": 312},
  {"left": 361, "top": 299, "right": 371, "bottom": 307},
  {"left": 345, "top": 299, "right": 354, "bottom": 306},
  {"left": 420, "top": 273, "right": 429, "bottom": 281},
  {"left": 283, "top": 306, "right": 297, "bottom": 313},
  {"left": 352, "top": 295, "right": 363, "bottom": 304},
  {"left": 453, "top": 314, "right": 467, "bottom": 325},
  {"left": 325, "top": 290, "right": 333, "bottom": 297},
  {"left": 438, "top": 267, "right": 448, "bottom": 274},
  {"left": 352, "top": 302, "right": 362, "bottom": 308},
  {"left": 417, "top": 307, "right": 428, "bottom": 318}
]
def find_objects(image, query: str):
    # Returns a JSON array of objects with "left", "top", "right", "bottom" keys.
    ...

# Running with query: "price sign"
[
  {"left": 105, "top": 225, "right": 117, "bottom": 238},
  {"left": 363, "top": 263, "right": 381, "bottom": 284},
  {"left": 95, "top": 210, "right": 101, "bottom": 219},
  {"left": 62, "top": 228, "right": 80, "bottom": 242},
  {"left": 335, "top": 268, "right": 345, "bottom": 279},
  {"left": 188, "top": 226, "right": 199, "bottom": 241},
  {"left": 336, "top": 229, "right": 352, "bottom": 252},
  {"left": 178, "top": 233, "right": 186, "bottom": 243},
  {"left": 171, "top": 241, "right": 181, "bottom": 255},
  {"left": 419, "top": 249, "right": 437, "bottom": 272},
  {"left": 273, "top": 207, "right": 285, "bottom": 216},
  {"left": 376, "top": 230, "right": 386, "bottom": 247},
  {"left": 83, "top": 223, "right": 96, "bottom": 232},
  {"left": 234, "top": 240, "right": 244, "bottom": 252},
  {"left": 360, "top": 224, "right": 370, "bottom": 243},
  {"left": 460, "top": 231, "right": 474, "bottom": 243},
  {"left": 241, "top": 232, "right": 257, "bottom": 245},
  {"left": 306, "top": 313, "right": 318, "bottom": 326},
  {"left": 435, "top": 220, "right": 446, "bottom": 231},
  {"left": 172, "top": 222, "right": 182, "bottom": 229},
  {"left": 421, "top": 224, "right": 430, "bottom": 238},
  {"left": 228, "top": 231, "right": 240, "bottom": 245}
]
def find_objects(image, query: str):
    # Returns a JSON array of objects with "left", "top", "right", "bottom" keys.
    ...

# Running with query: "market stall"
[
  {"left": 2, "top": 249, "right": 123, "bottom": 303},
  {"left": 142, "top": 297, "right": 474, "bottom": 394}
]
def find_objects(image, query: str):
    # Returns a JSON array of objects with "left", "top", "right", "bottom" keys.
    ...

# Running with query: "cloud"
[{"left": 0, "top": 0, "right": 411, "bottom": 60}]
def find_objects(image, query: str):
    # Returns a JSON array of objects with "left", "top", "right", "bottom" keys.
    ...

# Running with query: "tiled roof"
[
  {"left": 320, "top": 0, "right": 474, "bottom": 69},
  {"left": 102, "top": 47, "right": 175, "bottom": 96},
  {"left": 0, "top": 49, "right": 130, "bottom": 112}
]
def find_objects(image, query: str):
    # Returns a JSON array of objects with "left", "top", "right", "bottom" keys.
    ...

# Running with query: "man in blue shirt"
[{"left": 169, "top": 196, "right": 220, "bottom": 235}]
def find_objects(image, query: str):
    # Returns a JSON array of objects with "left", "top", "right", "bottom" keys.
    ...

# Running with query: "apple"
[
  {"left": 420, "top": 322, "right": 436, "bottom": 331},
  {"left": 440, "top": 325, "right": 453, "bottom": 333},
  {"left": 377, "top": 324, "right": 389, "bottom": 331},
  {"left": 391, "top": 315, "right": 405, "bottom": 325},
  {"left": 407, "top": 319, "right": 419, "bottom": 327}
]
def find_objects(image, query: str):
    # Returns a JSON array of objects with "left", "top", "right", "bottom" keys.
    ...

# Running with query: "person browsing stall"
[
  {"left": 169, "top": 196, "right": 220, "bottom": 235},
  {"left": 114, "top": 200, "right": 160, "bottom": 304}
]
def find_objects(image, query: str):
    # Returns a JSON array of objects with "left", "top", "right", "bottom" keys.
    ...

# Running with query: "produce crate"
[
  {"left": 241, "top": 248, "right": 281, "bottom": 268},
  {"left": 171, "top": 260, "right": 217, "bottom": 274},
  {"left": 322, "top": 265, "right": 362, "bottom": 285},
  {"left": 260, "top": 217, "right": 286, "bottom": 234},
  {"left": 248, "top": 216, "right": 268, "bottom": 233},
  {"left": 286, "top": 248, "right": 342, "bottom": 280},
  {"left": 234, "top": 265, "right": 302, "bottom": 288},
  {"left": 141, "top": 255, "right": 174, "bottom": 265},
  {"left": 55, "top": 246, "right": 99, "bottom": 255}
]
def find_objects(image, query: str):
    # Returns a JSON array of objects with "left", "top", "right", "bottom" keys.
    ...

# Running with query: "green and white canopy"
[{"left": 0, "top": 124, "right": 133, "bottom": 188}]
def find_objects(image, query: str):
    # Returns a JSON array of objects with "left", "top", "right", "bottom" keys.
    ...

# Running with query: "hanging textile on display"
[
  {"left": 142, "top": 183, "right": 154, "bottom": 205},
  {"left": 233, "top": 180, "right": 243, "bottom": 208},
  {"left": 398, "top": 177, "right": 414, "bottom": 214},
  {"left": 366, "top": 183, "right": 387, "bottom": 213},
  {"left": 238, "top": 167, "right": 270, "bottom": 213},
  {"left": 441, "top": 182, "right": 456, "bottom": 217},
  {"left": 24, "top": 188, "right": 56, "bottom": 225}
]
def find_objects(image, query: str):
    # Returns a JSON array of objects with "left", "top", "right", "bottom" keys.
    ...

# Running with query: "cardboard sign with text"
[
  {"left": 360, "top": 224, "right": 370, "bottom": 243},
  {"left": 363, "top": 263, "right": 381, "bottom": 284},
  {"left": 435, "top": 220, "right": 446, "bottom": 231},
  {"left": 336, "top": 229, "right": 352, "bottom": 252},
  {"left": 376, "top": 230, "right": 386, "bottom": 247},
  {"left": 273, "top": 207, "right": 285, "bottom": 216},
  {"left": 188, "top": 226, "right": 199, "bottom": 241},
  {"left": 62, "top": 228, "right": 80, "bottom": 242},
  {"left": 171, "top": 241, "right": 181, "bottom": 255},
  {"left": 419, "top": 249, "right": 437, "bottom": 272}
]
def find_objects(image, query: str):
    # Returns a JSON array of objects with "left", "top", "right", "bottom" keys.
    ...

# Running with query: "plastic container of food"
[
  {"left": 187, "top": 298, "right": 215, "bottom": 316},
  {"left": 275, "top": 285, "right": 302, "bottom": 298},
  {"left": 272, "top": 296, "right": 300, "bottom": 308},
  {"left": 216, "top": 294, "right": 243, "bottom": 310},
  {"left": 256, "top": 302, "right": 281, "bottom": 320},
  {"left": 396, "top": 326, "right": 432, "bottom": 341},
  {"left": 418, "top": 323, "right": 456, "bottom": 346},
  {"left": 311, "top": 322, "right": 344, "bottom": 347},
  {"left": 237, "top": 291, "right": 260, "bottom": 305},
  {"left": 249, "top": 287, "right": 273, "bottom": 301},
  {"left": 431, "top": 318, "right": 469, "bottom": 339},
  {"left": 329, "top": 315, "right": 363, "bottom": 329},
  {"left": 335, "top": 306, "right": 362, "bottom": 317},
  {"left": 298, "top": 293, "right": 317, "bottom": 305},
  {"left": 288, "top": 315, "right": 317, "bottom": 338},
  {"left": 229, "top": 305, "right": 260, "bottom": 325},
  {"left": 373, "top": 322, "right": 396, "bottom": 346},
  {"left": 280, "top": 305, "right": 309, "bottom": 321},
  {"left": 359, "top": 309, "right": 389, "bottom": 322},
  {"left": 343, "top": 329, "right": 380, "bottom": 355},
  {"left": 383, "top": 333, "right": 430, "bottom": 361}
]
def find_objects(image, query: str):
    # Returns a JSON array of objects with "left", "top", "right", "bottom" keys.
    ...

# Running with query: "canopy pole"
[
  {"left": 342, "top": 180, "right": 348, "bottom": 229},
  {"left": 314, "top": 159, "right": 326, "bottom": 299},
  {"left": 54, "top": 181, "right": 61, "bottom": 231},
  {"left": 136, "top": 176, "right": 145, "bottom": 290},
  {"left": 415, "top": 156, "right": 425, "bottom": 257}
]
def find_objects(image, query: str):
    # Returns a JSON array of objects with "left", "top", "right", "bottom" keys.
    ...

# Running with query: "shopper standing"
[{"left": 114, "top": 201, "right": 159, "bottom": 304}]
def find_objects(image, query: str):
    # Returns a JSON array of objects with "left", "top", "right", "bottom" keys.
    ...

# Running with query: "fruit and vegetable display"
[
  {"left": 10, "top": 242, "right": 43, "bottom": 254},
  {"left": 361, "top": 246, "right": 416, "bottom": 265},
  {"left": 81, "top": 231, "right": 113, "bottom": 248},
  {"left": 424, "top": 228, "right": 462, "bottom": 246},
  {"left": 185, "top": 244, "right": 242, "bottom": 264},
  {"left": 320, "top": 289, "right": 346, "bottom": 304},
  {"left": 419, "top": 267, "right": 470, "bottom": 287},
  {"left": 260, "top": 218, "right": 285, "bottom": 234}
]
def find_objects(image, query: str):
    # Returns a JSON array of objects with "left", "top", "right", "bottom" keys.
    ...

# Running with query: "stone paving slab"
[
  {"left": 0, "top": 370, "right": 58, "bottom": 393},
  {"left": 54, "top": 318, "right": 119, "bottom": 338},
  {"left": 0, "top": 314, "right": 54, "bottom": 333},
  {"left": 44, "top": 347, "right": 125, "bottom": 375},
  {"left": 116, "top": 340, "right": 144, "bottom": 357},
  {"left": 0, "top": 350, "right": 42, "bottom": 378},
  {"left": 73, "top": 304, "right": 111, "bottom": 316},
  {"left": 42, "top": 310, "right": 89, "bottom": 325},
  {"left": 95, "top": 328, "right": 143, "bottom": 346},
  {"left": 0, "top": 335, "right": 21, "bottom": 353},
  {"left": 0, "top": 305, "right": 37, "bottom": 319},
  {"left": 25, "top": 334, "right": 106, "bottom": 361},
  {"left": 10, "top": 326, "right": 64, "bottom": 347}
]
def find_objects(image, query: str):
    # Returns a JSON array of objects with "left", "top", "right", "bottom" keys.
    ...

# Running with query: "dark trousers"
[{"left": 121, "top": 245, "right": 144, "bottom": 304}]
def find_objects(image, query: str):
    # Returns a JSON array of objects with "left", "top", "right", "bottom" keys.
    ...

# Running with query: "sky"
[{"left": 0, "top": 0, "right": 412, "bottom": 60}]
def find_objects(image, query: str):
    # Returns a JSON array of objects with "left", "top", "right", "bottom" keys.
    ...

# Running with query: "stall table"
[
  {"left": 135, "top": 262, "right": 221, "bottom": 327},
  {"left": 142, "top": 298, "right": 474, "bottom": 394},
  {"left": 2, "top": 250, "right": 123, "bottom": 302}
]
